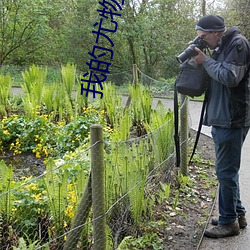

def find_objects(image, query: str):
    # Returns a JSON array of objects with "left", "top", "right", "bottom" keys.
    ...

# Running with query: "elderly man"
[{"left": 192, "top": 15, "right": 250, "bottom": 238}]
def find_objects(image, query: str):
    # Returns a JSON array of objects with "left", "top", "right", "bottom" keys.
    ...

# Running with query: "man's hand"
[{"left": 192, "top": 47, "right": 207, "bottom": 64}]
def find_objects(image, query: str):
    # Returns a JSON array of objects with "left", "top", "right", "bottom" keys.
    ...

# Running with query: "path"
[{"left": 154, "top": 97, "right": 250, "bottom": 250}]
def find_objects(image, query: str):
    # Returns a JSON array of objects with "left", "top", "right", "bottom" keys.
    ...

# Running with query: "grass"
[
  {"left": 1, "top": 64, "right": 206, "bottom": 103},
  {"left": 0, "top": 65, "right": 61, "bottom": 86}
]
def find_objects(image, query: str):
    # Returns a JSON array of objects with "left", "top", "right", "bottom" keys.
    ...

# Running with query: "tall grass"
[
  {"left": 21, "top": 65, "right": 47, "bottom": 118},
  {"left": 0, "top": 73, "right": 12, "bottom": 116},
  {"left": 61, "top": 63, "right": 76, "bottom": 103},
  {"left": 145, "top": 100, "right": 175, "bottom": 164},
  {"left": 0, "top": 161, "right": 14, "bottom": 223}
]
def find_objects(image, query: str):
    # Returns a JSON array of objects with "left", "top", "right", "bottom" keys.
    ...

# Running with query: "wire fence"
[{"left": 0, "top": 65, "right": 191, "bottom": 249}]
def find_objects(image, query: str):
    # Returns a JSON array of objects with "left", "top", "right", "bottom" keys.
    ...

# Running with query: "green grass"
[{"left": 0, "top": 65, "right": 61, "bottom": 86}]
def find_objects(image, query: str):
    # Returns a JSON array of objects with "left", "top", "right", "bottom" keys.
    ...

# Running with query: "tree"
[
  {"left": 220, "top": 0, "right": 250, "bottom": 39},
  {"left": 0, "top": 0, "right": 52, "bottom": 65}
]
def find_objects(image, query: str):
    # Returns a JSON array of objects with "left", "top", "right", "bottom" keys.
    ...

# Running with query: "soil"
[
  {"left": 158, "top": 130, "right": 217, "bottom": 250},
  {"left": 0, "top": 152, "right": 45, "bottom": 180}
]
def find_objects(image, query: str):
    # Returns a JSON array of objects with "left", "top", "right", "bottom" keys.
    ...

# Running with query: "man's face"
[{"left": 196, "top": 30, "right": 221, "bottom": 49}]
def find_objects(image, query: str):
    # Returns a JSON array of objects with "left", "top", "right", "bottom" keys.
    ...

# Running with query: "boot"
[
  {"left": 204, "top": 222, "right": 240, "bottom": 238},
  {"left": 211, "top": 214, "right": 247, "bottom": 229}
]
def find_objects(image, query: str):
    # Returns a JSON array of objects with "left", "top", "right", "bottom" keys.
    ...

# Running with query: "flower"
[
  {"left": 36, "top": 152, "right": 41, "bottom": 158},
  {"left": 3, "top": 130, "right": 10, "bottom": 135},
  {"left": 64, "top": 205, "right": 74, "bottom": 218}
]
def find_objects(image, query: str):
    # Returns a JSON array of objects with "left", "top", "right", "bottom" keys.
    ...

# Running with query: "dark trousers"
[{"left": 211, "top": 126, "right": 249, "bottom": 225}]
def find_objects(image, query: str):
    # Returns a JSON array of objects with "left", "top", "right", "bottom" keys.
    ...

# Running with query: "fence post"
[
  {"left": 63, "top": 175, "right": 92, "bottom": 250},
  {"left": 180, "top": 94, "right": 188, "bottom": 176},
  {"left": 91, "top": 124, "right": 106, "bottom": 250},
  {"left": 133, "top": 64, "right": 138, "bottom": 86}
]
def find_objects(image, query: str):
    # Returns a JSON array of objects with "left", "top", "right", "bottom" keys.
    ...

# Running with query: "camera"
[{"left": 176, "top": 36, "right": 208, "bottom": 63}]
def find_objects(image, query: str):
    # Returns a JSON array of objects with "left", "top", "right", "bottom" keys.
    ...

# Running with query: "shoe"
[
  {"left": 211, "top": 214, "right": 247, "bottom": 229},
  {"left": 204, "top": 222, "right": 240, "bottom": 238}
]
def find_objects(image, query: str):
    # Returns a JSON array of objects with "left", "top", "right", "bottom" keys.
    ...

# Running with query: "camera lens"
[
  {"left": 176, "top": 36, "right": 208, "bottom": 63},
  {"left": 176, "top": 44, "right": 198, "bottom": 63}
]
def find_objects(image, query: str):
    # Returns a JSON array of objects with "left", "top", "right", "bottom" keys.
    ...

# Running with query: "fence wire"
[
  {"left": 0, "top": 117, "right": 181, "bottom": 249},
  {"left": 0, "top": 67, "right": 192, "bottom": 249}
]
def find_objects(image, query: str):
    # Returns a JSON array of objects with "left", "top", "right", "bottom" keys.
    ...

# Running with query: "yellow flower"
[
  {"left": 12, "top": 207, "right": 17, "bottom": 212},
  {"left": 71, "top": 195, "right": 76, "bottom": 204},
  {"left": 3, "top": 130, "right": 9, "bottom": 135},
  {"left": 65, "top": 205, "right": 74, "bottom": 218},
  {"left": 36, "top": 152, "right": 41, "bottom": 158},
  {"left": 32, "top": 193, "right": 42, "bottom": 201},
  {"left": 14, "top": 149, "right": 21, "bottom": 155},
  {"left": 42, "top": 147, "right": 49, "bottom": 157},
  {"left": 26, "top": 183, "right": 37, "bottom": 191}
]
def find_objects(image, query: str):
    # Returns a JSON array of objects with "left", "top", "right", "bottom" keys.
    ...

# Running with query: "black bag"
[
  {"left": 175, "top": 58, "right": 209, "bottom": 97},
  {"left": 174, "top": 58, "right": 209, "bottom": 168}
]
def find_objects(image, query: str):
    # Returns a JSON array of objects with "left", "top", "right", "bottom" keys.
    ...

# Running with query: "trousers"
[{"left": 211, "top": 126, "right": 249, "bottom": 225}]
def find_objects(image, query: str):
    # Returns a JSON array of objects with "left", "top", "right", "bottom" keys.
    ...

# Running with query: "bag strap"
[
  {"left": 188, "top": 91, "right": 208, "bottom": 164},
  {"left": 174, "top": 80, "right": 180, "bottom": 168},
  {"left": 174, "top": 80, "right": 208, "bottom": 168}
]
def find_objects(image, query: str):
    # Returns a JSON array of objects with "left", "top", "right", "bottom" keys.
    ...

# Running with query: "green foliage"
[
  {"left": 0, "top": 79, "right": 179, "bottom": 248},
  {"left": 105, "top": 136, "right": 154, "bottom": 229},
  {"left": 13, "top": 235, "right": 46, "bottom": 250},
  {"left": 0, "top": 108, "right": 103, "bottom": 157},
  {"left": 43, "top": 85, "right": 56, "bottom": 113},
  {"left": 75, "top": 74, "right": 89, "bottom": 114},
  {"left": 117, "top": 233, "right": 163, "bottom": 250},
  {"left": 98, "top": 82, "right": 123, "bottom": 128},
  {"left": 43, "top": 159, "right": 68, "bottom": 230},
  {"left": 12, "top": 177, "right": 48, "bottom": 240},
  {"left": 129, "top": 84, "right": 153, "bottom": 130},
  {"left": 0, "top": 0, "right": 230, "bottom": 79},
  {"left": 145, "top": 100, "right": 175, "bottom": 163},
  {"left": 158, "top": 182, "right": 171, "bottom": 203},
  {"left": 0, "top": 161, "right": 14, "bottom": 222},
  {"left": 21, "top": 65, "right": 47, "bottom": 118},
  {"left": 0, "top": 73, "right": 12, "bottom": 116},
  {"left": 61, "top": 63, "right": 76, "bottom": 101}
]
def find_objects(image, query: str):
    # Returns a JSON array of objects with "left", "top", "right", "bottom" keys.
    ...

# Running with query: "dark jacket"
[{"left": 203, "top": 26, "right": 250, "bottom": 128}]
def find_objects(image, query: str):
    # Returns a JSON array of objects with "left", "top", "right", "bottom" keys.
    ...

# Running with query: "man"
[{"left": 192, "top": 15, "right": 250, "bottom": 238}]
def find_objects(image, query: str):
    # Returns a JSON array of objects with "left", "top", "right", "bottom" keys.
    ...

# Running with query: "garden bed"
[{"left": 161, "top": 131, "right": 217, "bottom": 250}]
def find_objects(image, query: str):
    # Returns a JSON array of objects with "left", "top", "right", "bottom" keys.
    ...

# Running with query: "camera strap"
[
  {"left": 174, "top": 85, "right": 208, "bottom": 168},
  {"left": 189, "top": 91, "right": 208, "bottom": 164}
]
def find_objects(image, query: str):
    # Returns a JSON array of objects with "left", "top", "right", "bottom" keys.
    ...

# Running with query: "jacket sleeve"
[{"left": 203, "top": 37, "right": 250, "bottom": 87}]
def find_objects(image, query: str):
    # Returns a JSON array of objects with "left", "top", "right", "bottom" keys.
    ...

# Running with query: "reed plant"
[
  {"left": 43, "top": 84, "right": 56, "bottom": 114},
  {"left": 75, "top": 75, "right": 88, "bottom": 116},
  {"left": 60, "top": 63, "right": 76, "bottom": 104},
  {"left": 52, "top": 83, "right": 69, "bottom": 122},
  {"left": 105, "top": 136, "right": 153, "bottom": 226},
  {"left": 145, "top": 100, "right": 174, "bottom": 164},
  {"left": 98, "top": 82, "right": 122, "bottom": 128},
  {"left": 43, "top": 159, "right": 68, "bottom": 221},
  {"left": 129, "top": 84, "right": 153, "bottom": 135},
  {"left": 0, "top": 73, "right": 12, "bottom": 117},
  {"left": 21, "top": 65, "right": 47, "bottom": 118},
  {"left": 42, "top": 159, "right": 69, "bottom": 246},
  {"left": 0, "top": 161, "right": 14, "bottom": 222}
]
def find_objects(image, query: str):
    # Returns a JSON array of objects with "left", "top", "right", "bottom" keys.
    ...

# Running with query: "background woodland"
[{"left": 1, "top": 0, "right": 249, "bottom": 84}]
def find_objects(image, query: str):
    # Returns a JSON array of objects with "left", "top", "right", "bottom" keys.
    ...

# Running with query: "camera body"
[{"left": 176, "top": 36, "right": 208, "bottom": 64}]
